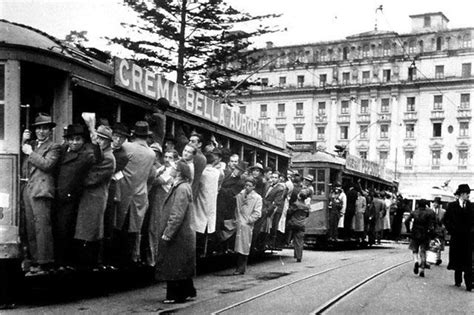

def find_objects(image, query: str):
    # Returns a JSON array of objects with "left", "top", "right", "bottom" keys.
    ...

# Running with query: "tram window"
[
  {"left": 0, "top": 64, "right": 4, "bottom": 140},
  {"left": 315, "top": 169, "right": 326, "bottom": 196}
]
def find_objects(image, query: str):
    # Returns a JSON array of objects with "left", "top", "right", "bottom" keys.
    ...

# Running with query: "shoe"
[
  {"left": 296, "top": 259, "right": 302, "bottom": 262},
  {"left": 162, "top": 299, "right": 186, "bottom": 304},
  {"left": 466, "top": 287, "right": 472, "bottom": 292},
  {"left": 233, "top": 270, "right": 245, "bottom": 275},
  {"left": 0, "top": 303, "right": 16, "bottom": 310},
  {"left": 424, "top": 264, "right": 430, "bottom": 269},
  {"left": 419, "top": 271, "right": 425, "bottom": 277},
  {"left": 455, "top": 283, "right": 461, "bottom": 287},
  {"left": 413, "top": 262, "right": 419, "bottom": 275},
  {"left": 435, "top": 259, "right": 442, "bottom": 266}
]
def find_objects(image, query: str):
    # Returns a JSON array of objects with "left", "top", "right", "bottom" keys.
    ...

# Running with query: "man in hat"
[
  {"left": 302, "top": 174, "right": 315, "bottom": 197},
  {"left": 115, "top": 121, "right": 155, "bottom": 265},
  {"left": 432, "top": 196, "right": 447, "bottom": 265},
  {"left": 21, "top": 113, "right": 61, "bottom": 274},
  {"left": 74, "top": 125, "right": 116, "bottom": 270},
  {"left": 250, "top": 163, "right": 265, "bottom": 197},
  {"left": 444, "top": 184, "right": 473, "bottom": 291},
  {"left": 54, "top": 124, "right": 99, "bottom": 269},
  {"left": 234, "top": 177, "right": 262, "bottom": 274}
]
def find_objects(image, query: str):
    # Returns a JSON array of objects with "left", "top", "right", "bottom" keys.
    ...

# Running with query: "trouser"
[
  {"left": 455, "top": 269, "right": 473, "bottom": 287},
  {"left": 344, "top": 210, "right": 355, "bottom": 239},
  {"left": 290, "top": 228, "right": 305, "bottom": 260},
  {"left": 270, "top": 212, "right": 283, "bottom": 247},
  {"left": 166, "top": 278, "right": 196, "bottom": 301},
  {"left": 328, "top": 209, "right": 339, "bottom": 240},
  {"left": 251, "top": 215, "right": 267, "bottom": 252},
  {"left": 235, "top": 254, "right": 248, "bottom": 273},
  {"left": 53, "top": 199, "right": 79, "bottom": 266},
  {"left": 23, "top": 192, "right": 54, "bottom": 265},
  {"left": 141, "top": 203, "right": 159, "bottom": 266}
]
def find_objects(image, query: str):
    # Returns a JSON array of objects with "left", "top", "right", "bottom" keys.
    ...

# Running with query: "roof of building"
[{"left": 409, "top": 11, "right": 449, "bottom": 22}]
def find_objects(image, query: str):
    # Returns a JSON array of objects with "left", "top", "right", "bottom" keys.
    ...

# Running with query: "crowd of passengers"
[{"left": 20, "top": 112, "right": 317, "bottom": 278}]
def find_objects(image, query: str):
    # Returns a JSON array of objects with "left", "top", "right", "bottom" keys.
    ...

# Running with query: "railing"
[
  {"left": 431, "top": 110, "right": 445, "bottom": 119},
  {"left": 275, "top": 117, "right": 287, "bottom": 125},
  {"left": 337, "top": 115, "right": 350, "bottom": 123},
  {"left": 293, "top": 117, "right": 305, "bottom": 124},
  {"left": 315, "top": 115, "right": 328, "bottom": 123},
  {"left": 357, "top": 114, "right": 371, "bottom": 123},
  {"left": 403, "top": 111, "right": 418, "bottom": 120},
  {"left": 457, "top": 108, "right": 472, "bottom": 118}
]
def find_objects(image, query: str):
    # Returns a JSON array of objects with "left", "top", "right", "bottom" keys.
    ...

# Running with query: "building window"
[
  {"left": 406, "top": 124, "right": 415, "bottom": 138},
  {"left": 462, "top": 34, "right": 472, "bottom": 48},
  {"left": 462, "top": 63, "right": 472, "bottom": 77},
  {"left": 379, "top": 151, "right": 388, "bottom": 166},
  {"left": 424, "top": 16, "right": 431, "bottom": 27},
  {"left": 460, "top": 93, "right": 471, "bottom": 108},
  {"left": 0, "top": 64, "right": 4, "bottom": 140},
  {"left": 277, "top": 127, "right": 285, "bottom": 134},
  {"left": 320, "top": 50, "right": 327, "bottom": 62},
  {"left": 432, "top": 150, "right": 441, "bottom": 167},
  {"left": 261, "top": 77, "right": 268, "bottom": 87},
  {"left": 435, "top": 65, "right": 444, "bottom": 79},
  {"left": 342, "top": 72, "right": 350, "bottom": 85},
  {"left": 296, "top": 102, "right": 304, "bottom": 116},
  {"left": 382, "top": 69, "right": 391, "bottom": 82},
  {"left": 408, "top": 66, "right": 416, "bottom": 81},
  {"left": 279, "top": 76, "right": 286, "bottom": 87},
  {"left": 260, "top": 104, "right": 267, "bottom": 118},
  {"left": 381, "top": 98, "right": 390, "bottom": 112},
  {"left": 239, "top": 106, "right": 246, "bottom": 114},
  {"left": 359, "top": 151, "right": 367, "bottom": 159},
  {"left": 318, "top": 102, "right": 326, "bottom": 116},
  {"left": 319, "top": 74, "right": 327, "bottom": 86},
  {"left": 433, "top": 95, "right": 443, "bottom": 110},
  {"left": 360, "top": 125, "right": 368, "bottom": 139},
  {"left": 342, "top": 47, "right": 349, "bottom": 60},
  {"left": 277, "top": 103, "right": 285, "bottom": 117},
  {"left": 362, "top": 71, "right": 370, "bottom": 83},
  {"left": 407, "top": 97, "right": 416, "bottom": 112},
  {"left": 433, "top": 122, "right": 442, "bottom": 137},
  {"left": 405, "top": 151, "right": 414, "bottom": 166},
  {"left": 341, "top": 100, "right": 349, "bottom": 114},
  {"left": 459, "top": 149, "right": 468, "bottom": 167},
  {"left": 408, "top": 41, "right": 416, "bottom": 54},
  {"left": 297, "top": 75, "right": 305, "bottom": 88},
  {"left": 295, "top": 127, "right": 303, "bottom": 140},
  {"left": 317, "top": 127, "right": 325, "bottom": 140},
  {"left": 460, "top": 122, "right": 469, "bottom": 137},
  {"left": 436, "top": 37, "right": 442, "bottom": 51},
  {"left": 360, "top": 99, "right": 369, "bottom": 114},
  {"left": 383, "top": 43, "right": 391, "bottom": 56},
  {"left": 362, "top": 44, "right": 370, "bottom": 58},
  {"left": 380, "top": 124, "right": 389, "bottom": 138},
  {"left": 340, "top": 126, "right": 349, "bottom": 140}
]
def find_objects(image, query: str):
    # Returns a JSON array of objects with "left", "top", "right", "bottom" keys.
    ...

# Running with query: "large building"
[{"left": 234, "top": 12, "right": 474, "bottom": 191}]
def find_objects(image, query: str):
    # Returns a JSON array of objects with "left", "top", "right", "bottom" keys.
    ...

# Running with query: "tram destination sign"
[
  {"left": 345, "top": 154, "right": 395, "bottom": 182},
  {"left": 114, "top": 58, "right": 286, "bottom": 150}
]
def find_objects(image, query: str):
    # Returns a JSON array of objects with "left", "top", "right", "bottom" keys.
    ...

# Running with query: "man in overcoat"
[
  {"left": 115, "top": 121, "right": 155, "bottom": 265},
  {"left": 189, "top": 132, "right": 206, "bottom": 200},
  {"left": 54, "top": 124, "right": 98, "bottom": 268},
  {"left": 444, "top": 184, "right": 473, "bottom": 291},
  {"left": 234, "top": 177, "right": 262, "bottom": 274},
  {"left": 21, "top": 113, "right": 61, "bottom": 274},
  {"left": 74, "top": 125, "right": 116, "bottom": 269}
]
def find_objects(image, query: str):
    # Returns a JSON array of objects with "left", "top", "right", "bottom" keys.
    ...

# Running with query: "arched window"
[
  {"left": 320, "top": 49, "right": 327, "bottom": 62},
  {"left": 342, "top": 47, "right": 349, "bottom": 60},
  {"left": 408, "top": 40, "right": 416, "bottom": 54},
  {"left": 462, "top": 33, "right": 472, "bottom": 48},
  {"left": 362, "top": 44, "right": 370, "bottom": 58},
  {"left": 436, "top": 37, "right": 443, "bottom": 51},
  {"left": 383, "top": 42, "right": 391, "bottom": 56}
]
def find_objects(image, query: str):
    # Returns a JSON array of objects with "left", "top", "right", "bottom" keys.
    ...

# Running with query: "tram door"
[{"left": 0, "top": 61, "right": 21, "bottom": 260}]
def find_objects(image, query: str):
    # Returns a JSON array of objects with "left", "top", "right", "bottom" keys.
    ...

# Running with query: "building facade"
[{"left": 234, "top": 12, "right": 474, "bottom": 191}]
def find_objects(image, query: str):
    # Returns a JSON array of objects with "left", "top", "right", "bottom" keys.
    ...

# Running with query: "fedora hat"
[
  {"left": 32, "top": 113, "right": 56, "bottom": 128},
  {"left": 455, "top": 184, "right": 471, "bottom": 195},
  {"left": 132, "top": 121, "right": 153, "bottom": 136},
  {"left": 96, "top": 125, "right": 113, "bottom": 141},
  {"left": 303, "top": 174, "right": 314, "bottom": 182},
  {"left": 64, "top": 124, "right": 87, "bottom": 138},
  {"left": 235, "top": 161, "right": 249, "bottom": 172},
  {"left": 112, "top": 123, "right": 130, "bottom": 137},
  {"left": 150, "top": 142, "right": 162, "bottom": 153},
  {"left": 249, "top": 163, "right": 264, "bottom": 171}
]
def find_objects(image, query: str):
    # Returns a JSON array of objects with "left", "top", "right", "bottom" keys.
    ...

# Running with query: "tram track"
[{"left": 209, "top": 255, "right": 405, "bottom": 315}]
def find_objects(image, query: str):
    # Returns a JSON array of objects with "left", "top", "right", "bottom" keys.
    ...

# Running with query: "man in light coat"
[
  {"left": 234, "top": 177, "right": 262, "bottom": 274},
  {"left": 115, "top": 121, "right": 155, "bottom": 265},
  {"left": 21, "top": 113, "right": 61, "bottom": 274}
]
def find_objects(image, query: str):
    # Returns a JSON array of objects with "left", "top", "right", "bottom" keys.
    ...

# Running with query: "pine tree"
[{"left": 108, "top": 0, "right": 281, "bottom": 91}]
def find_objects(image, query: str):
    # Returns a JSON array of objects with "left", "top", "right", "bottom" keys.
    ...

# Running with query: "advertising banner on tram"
[
  {"left": 113, "top": 58, "right": 286, "bottom": 150},
  {"left": 345, "top": 154, "right": 395, "bottom": 182}
]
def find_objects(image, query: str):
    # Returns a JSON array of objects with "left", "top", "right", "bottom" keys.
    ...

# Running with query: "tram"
[
  {"left": 291, "top": 149, "right": 397, "bottom": 248},
  {"left": 0, "top": 19, "right": 290, "bottom": 290}
]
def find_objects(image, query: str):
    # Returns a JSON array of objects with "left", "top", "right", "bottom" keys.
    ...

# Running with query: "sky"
[{"left": 1, "top": 0, "right": 473, "bottom": 51}]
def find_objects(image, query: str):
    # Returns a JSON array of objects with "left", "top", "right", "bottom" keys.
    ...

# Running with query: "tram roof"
[{"left": 292, "top": 151, "right": 346, "bottom": 165}]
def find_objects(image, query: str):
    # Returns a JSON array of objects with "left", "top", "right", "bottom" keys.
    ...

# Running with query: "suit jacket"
[
  {"left": 24, "top": 138, "right": 61, "bottom": 199},
  {"left": 262, "top": 183, "right": 285, "bottom": 216},
  {"left": 191, "top": 149, "right": 207, "bottom": 200}
]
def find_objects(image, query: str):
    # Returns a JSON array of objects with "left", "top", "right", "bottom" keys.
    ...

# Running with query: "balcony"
[
  {"left": 403, "top": 111, "right": 418, "bottom": 121},
  {"left": 293, "top": 117, "right": 305, "bottom": 125},
  {"left": 275, "top": 117, "right": 287, "bottom": 125},
  {"left": 315, "top": 115, "right": 328, "bottom": 124},
  {"left": 457, "top": 108, "right": 472, "bottom": 119},
  {"left": 357, "top": 113, "right": 371, "bottom": 123},
  {"left": 337, "top": 115, "right": 351, "bottom": 123},
  {"left": 378, "top": 113, "right": 391, "bottom": 122},
  {"left": 430, "top": 110, "right": 445, "bottom": 121}
]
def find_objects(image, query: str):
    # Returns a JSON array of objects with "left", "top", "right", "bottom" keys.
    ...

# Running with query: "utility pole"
[{"left": 176, "top": 0, "right": 188, "bottom": 84}]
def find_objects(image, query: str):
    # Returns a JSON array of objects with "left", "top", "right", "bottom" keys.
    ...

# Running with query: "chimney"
[{"left": 266, "top": 41, "right": 274, "bottom": 49}]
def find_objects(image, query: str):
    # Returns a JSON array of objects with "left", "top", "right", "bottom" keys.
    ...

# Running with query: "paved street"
[{"left": 5, "top": 243, "right": 472, "bottom": 314}]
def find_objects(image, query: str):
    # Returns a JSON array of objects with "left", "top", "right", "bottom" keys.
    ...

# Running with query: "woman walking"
[{"left": 155, "top": 160, "right": 196, "bottom": 303}]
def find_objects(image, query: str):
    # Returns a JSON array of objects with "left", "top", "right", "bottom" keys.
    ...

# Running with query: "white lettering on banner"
[
  {"left": 113, "top": 58, "right": 286, "bottom": 149},
  {"left": 345, "top": 154, "right": 394, "bottom": 182}
]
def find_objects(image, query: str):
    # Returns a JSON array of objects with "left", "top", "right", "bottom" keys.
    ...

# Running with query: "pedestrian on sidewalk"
[
  {"left": 405, "top": 199, "right": 436, "bottom": 277},
  {"left": 443, "top": 184, "right": 473, "bottom": 291},
  {"left": 233, "top": 177, "right": 262, "bottom": 274},
  {"left": 286, "top": 189, "right": 311, "bottom": 262}
]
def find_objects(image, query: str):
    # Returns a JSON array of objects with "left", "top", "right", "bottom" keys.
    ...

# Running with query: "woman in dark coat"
[
  {"left": 155, "top": 160, "right": 196, "bottom": 303},
  {"left": 444, "top": 184, "right": 473, "bottom": 291}
]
